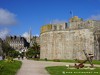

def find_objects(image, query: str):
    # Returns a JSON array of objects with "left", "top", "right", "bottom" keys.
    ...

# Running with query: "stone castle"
[{"left": 40, "top": 16, "right": 100, "bottom": 60}]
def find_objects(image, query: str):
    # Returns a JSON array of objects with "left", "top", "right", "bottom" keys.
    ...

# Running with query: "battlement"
[
  {"left": 41, "top": 16, "right": 100, "bottom": 34},
  {"left": 69, "top": 20, "right": 94, "bottom": 30},
  {"left": 41, "top": 23, "right": 67, "bottom": 33}
]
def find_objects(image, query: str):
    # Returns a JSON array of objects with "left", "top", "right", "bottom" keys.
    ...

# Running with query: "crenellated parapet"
[
  {"left": 41, "top": 24, "right": 52, "bottom": 33},
  {"left": 41, "top": 23, "right": 68, "bottom": 34},
  {"left": 41, "top": 16, "right": 100, "bottom": 34},
  {"left": 69, "top": 20, "right": 95, "bottom": 30}
]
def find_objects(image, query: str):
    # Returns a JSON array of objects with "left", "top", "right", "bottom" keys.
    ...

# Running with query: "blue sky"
[{"left": 0, "top": 0, "right": 100, "bottom": 38}]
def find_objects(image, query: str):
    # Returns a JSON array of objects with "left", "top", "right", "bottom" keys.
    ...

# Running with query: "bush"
[
  {"left": 8, "top": 50, "right": 20, "bottom": 58},
  {"left": 45, "top": 58, "right": 47, "bottom": 61},
  {"left": 5, "top": 56, "right": 14, "bottom": 63}
]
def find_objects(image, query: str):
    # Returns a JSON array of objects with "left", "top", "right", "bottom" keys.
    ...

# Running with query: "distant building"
[
  {"left": 5, "top": 29, "right": 40, "bottom": 52},
  {"left": 6, "top": 36, "right": 29, "bottom": 53}
]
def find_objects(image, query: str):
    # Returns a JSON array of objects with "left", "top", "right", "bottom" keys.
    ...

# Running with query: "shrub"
[
  {"left": 5, "top": 56, "right": 14, "bottom": 63},
  {"left": 45, "top": 58, "right": 47, "bottom": 61}
]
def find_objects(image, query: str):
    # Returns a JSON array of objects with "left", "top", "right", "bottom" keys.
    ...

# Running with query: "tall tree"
[
  {"left": 2, "top": 41, "right": 14, "bottom": 56},
  {"left": 26, "top": 42, "right": 40, "bottom": 58}
]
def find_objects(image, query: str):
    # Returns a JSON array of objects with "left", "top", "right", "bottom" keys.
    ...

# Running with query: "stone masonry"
[{"left": 40, "top": 16, "right": 100, "bottom": 60}]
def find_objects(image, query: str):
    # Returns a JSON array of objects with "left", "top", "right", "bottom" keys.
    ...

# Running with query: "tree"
[
  {"left": 1, "top": 41, "right": 15, "bottom": 57},
  {"left": 26, "top": 47, "right": 34, "bottom": 58},
  {"left": 32, "top": 42, "right": 40, "bottom": 54},
  {"left": 8, "top": 50, "right": 20, "bottom": 58},
  {"left": 26, "top": 42, "right": 40, "bottom": 58}
]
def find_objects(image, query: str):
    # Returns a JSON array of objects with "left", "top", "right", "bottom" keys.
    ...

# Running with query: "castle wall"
[{"left": 40, "top": 29, "right": 94, "bottom": 60}]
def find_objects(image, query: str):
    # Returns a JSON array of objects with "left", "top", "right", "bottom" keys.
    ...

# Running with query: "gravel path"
[{"left": 16, "top": 59, "right": 100, "bottom": 75}]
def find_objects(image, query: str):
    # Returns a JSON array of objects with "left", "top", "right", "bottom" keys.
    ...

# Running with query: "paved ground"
[{"left": 16, "top": 59, "right": 100, "bottom": 75}]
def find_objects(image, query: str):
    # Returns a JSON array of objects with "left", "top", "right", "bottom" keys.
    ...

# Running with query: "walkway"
[{"left": 16, "top": 59, "right": 100, "bottom": 75}]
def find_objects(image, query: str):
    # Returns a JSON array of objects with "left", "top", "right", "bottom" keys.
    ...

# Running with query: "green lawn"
[
  {"left": 39, "top": 59, "right": 100, "bottom": 65},
  {"left": 0, "top": 60, "right": 22, "bottom": 75},
  {"left": 46, "top": 66, "right": 100, "bottom": 75},
  {"left": 59, "top": 60, "right": 100, "bottom": 65}
]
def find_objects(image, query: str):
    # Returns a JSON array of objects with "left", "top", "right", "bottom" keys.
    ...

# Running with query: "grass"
[
  {"left": 46, "top": 66, "right": 100, "bottom": 75},
  {"left": 0, "top": 60, "right": 22, "bottom": 75},
  {"left": 92, "top": 60, "right": 100, "bottom": 65},
  {"left": 36, "top": 59, "right": 100, "bottom": 65}
]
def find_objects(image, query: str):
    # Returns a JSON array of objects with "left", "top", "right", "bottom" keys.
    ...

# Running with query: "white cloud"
[
  {"left": 0, "top": 28, "right": 9, "bottom": 40},
  {"left": 22, "top": 32, "right": 29, "bottom": 38},
  {"left": 51, "top": 19, "right": 66, "bottom": 24},
  {"left": 34, "top": 34, "right": 39, "bottom": 37},
  {"left": 87, "top": 14, "right": 100, "bottom": 20},
  {"left": 22, "top": 32, "right": 39, "bottom": 38},
  {"left": 0, "top": 8, "right": 17, "bottom": 25}
]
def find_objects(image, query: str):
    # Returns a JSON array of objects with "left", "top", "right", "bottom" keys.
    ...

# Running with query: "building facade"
[
  {"left": 5, "top": 35, "right": 40, "bottom": 53},
  {"left": 6, "top": 36, "right": 29, "bottom": 52},
  {"left": 40, "top": 16, "right": 100, "bottom": 60}
]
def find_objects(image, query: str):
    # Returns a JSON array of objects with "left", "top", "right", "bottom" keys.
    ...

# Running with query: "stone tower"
[{"left": 40, "top": 16, "right": 100, "bottom": 60}]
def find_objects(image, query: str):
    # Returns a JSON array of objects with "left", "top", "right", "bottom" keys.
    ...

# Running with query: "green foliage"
[
  {"left": 0, "top": 64, "right": 4, "bottom": 71},
  {"left": 26, "top": 48, "right": 34, "bottom": 58},
  {"left": 26, "top": 42, "right": 40, "bottom": 58},
  {"left": 5, "top": 56, "right": 14, "bottom": 63},
  {"left": 1, "top": 41, "right": 20, "bottom": 58},
  {"left": 2, "top": 41, "right": 11, "bottom": 54},
  {"left": 8, "top": 50, "right": 20, "bottom": 58},
  {"left": 45, "top": 58, "right": 48, "bottom": 61},
  {"left": 0, "top": 60, "right": 22, "bottom": 75},
  {"left": 1, "top": 41, "right": 15, "bottom": 57},
  {"left": 53, "top": 59, "right": 60, "bottom": 62}
]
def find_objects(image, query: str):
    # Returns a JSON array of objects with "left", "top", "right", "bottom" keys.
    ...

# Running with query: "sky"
[{"left": 0, "top": 0, "right": 100, "bottom": 39}]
